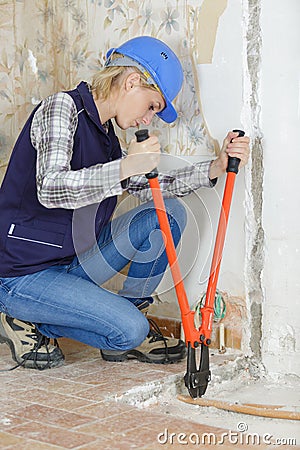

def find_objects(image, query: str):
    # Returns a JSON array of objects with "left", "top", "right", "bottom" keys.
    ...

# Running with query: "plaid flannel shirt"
[{"left": 31, "top": 92, "right": 216, "bottom": 210}]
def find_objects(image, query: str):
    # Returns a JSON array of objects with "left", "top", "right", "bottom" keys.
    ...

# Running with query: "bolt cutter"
[{"left": 135, "top": 129, "right": 244, "bottom": 398}]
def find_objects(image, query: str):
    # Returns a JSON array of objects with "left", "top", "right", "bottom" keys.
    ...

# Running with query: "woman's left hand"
[{"left": 209, "top": 131, "right": 250, "bottom": 180}]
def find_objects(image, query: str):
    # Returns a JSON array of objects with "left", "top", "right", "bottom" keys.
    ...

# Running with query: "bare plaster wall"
[{"left": 242, "top": 0, "right": 265, "bottom": 365}]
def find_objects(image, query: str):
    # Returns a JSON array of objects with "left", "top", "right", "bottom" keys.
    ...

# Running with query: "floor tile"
[
  {"left": 7, "top": 422, "right": 97, "bottom": 449},
  {"left": 1, "top": 338, "right": 298, "bottom": 449}
]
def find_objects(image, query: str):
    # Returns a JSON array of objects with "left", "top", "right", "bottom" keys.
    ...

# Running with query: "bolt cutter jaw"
[{"left": 184, "top": 343, "right": 211, "bottom": 398}]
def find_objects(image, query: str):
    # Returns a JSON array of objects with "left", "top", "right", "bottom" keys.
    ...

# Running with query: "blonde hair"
[{"left": 91, "top": 53, "right": 159, "bottom": 100}]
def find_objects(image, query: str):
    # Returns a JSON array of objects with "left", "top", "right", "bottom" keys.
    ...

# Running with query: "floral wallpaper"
[{"left": 0, "top": 0, "right": 222, "bottom": 182}]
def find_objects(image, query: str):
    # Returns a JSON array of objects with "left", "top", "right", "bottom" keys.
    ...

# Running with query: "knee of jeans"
[{"left": 121, "top": 313, "right": 150, "bottom": 350}]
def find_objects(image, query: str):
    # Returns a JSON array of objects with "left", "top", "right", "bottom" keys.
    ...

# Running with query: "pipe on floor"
[{"left": 177, "top": 395, "right": 300, "bottom": 420}]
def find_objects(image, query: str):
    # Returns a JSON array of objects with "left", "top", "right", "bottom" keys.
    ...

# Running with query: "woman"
[{"left": 0, "top": 36, "right": 250, "bottom": 370}]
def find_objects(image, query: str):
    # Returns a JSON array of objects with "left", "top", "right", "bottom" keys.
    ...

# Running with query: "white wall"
[
  {"left": 196, "top": 0, "right": 246, "bottom": 297},
  {"left": 261, "top": 0, "right": 300, "bottom": 377}
]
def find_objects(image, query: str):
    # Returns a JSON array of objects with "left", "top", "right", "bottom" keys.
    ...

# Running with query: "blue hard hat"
[{"left": 105, "top": 36, "right": 183, "bottom": 123}]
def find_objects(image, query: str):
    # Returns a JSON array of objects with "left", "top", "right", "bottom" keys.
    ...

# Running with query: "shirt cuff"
[
  {"left": 195, "top": 160, "right": 218, "bottom": 188},
  {"left": 208, "top": 160, "right": 218, "bottom": 186},
  {"left": 121, "top": 177, "right": 130, "bottom": 190},
  {"left": 209, "top": 176, "right": 218, "bottom": 187}
]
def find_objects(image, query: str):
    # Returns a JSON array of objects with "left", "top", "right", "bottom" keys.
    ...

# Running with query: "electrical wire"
[{"left": 197, "top": 289, "right": 226, "bottom": 323}]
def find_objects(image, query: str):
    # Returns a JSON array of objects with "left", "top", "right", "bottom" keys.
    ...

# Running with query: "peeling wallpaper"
[
  {"left": 193, "top": 0, "right": 228, "bottom": 64},
  {"left": 0, "top": 0, "right": 230, "bottom": 176}
]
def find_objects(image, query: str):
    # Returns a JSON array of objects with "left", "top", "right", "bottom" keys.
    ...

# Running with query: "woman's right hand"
[{"left": 120, "top": 135, "right": 161, "bottom": 180}]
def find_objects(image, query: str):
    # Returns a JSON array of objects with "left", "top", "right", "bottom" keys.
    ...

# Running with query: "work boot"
[
  {"left": 101, "top": 300, "right": 186, "bottom": 364},
  {"left": 0, "top": 313, "right": 65, "bottom": 370}
]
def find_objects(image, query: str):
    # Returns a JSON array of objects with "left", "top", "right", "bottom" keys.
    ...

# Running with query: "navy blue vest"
[{"left": 0, "top": 82, "right": 122, "bottom": 277}]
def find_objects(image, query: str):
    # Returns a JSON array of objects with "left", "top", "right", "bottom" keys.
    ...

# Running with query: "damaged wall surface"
[{"left": 243, "top": 0, "right": 265, "bottom": 363}]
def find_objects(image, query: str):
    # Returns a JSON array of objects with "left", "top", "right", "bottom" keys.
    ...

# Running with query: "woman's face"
[{"left": 114, "top": 72, "right": 166, "bottom": 130}]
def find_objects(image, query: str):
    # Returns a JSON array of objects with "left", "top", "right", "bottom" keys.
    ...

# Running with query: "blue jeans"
[{"left": 0, "top": 199, "right": 186, "bottom": 351}]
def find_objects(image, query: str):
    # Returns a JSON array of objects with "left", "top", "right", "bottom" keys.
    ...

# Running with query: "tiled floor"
[{"left": 0, "top": 339, "right": 299, "bottom": 449}]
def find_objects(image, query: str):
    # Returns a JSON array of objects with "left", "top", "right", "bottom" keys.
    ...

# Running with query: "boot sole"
[{"left": 101, "top": 347, "right": 186, "bottom": 364}]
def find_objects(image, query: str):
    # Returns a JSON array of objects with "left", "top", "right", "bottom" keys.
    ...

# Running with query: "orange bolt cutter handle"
[
  {"left": 135, "top": 130, "right": 200, "bottom": 346},
  {"left": 145, "top": 176, "right": 200, "bottom": 346},
  {"left": 199, "top": 130, "right": 245, "bottom": 345}
]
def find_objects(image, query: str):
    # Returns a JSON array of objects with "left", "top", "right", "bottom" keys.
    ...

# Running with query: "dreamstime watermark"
[{"left": 157, "top": 422, "right": 297, "bottom": 446}]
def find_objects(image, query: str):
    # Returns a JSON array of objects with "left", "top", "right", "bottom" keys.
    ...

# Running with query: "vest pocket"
[{"left": 7, "top": 223, "right": 65, "bottom": 248}]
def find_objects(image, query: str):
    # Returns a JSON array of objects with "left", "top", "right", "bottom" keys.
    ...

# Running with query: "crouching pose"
[{"left": 0, "top": 36, "right": 249, "bottom": 369}]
